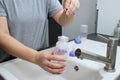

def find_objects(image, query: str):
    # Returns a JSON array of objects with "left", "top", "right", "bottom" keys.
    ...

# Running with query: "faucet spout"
[
  {"left": 75, "top": 35, "right": 118, "bottom": 72},
  {"left": 75, "top": 49, "right": 110, "bottom": 64}
]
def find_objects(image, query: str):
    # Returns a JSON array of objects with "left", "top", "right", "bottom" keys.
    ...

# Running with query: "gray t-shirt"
[{"left": 0, "top": 0, "right": 63, "bottom": 62}]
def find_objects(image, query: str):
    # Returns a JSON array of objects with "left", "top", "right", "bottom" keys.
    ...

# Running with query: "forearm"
[
  {"left": 53, "top": 9, "right": 74, "bottom": 26},
  {"left": 0, "top": 33, "right": 38, "bottom": 64},
  {"left": 59, "top": 9, "right": 74, "bottom": 26}
]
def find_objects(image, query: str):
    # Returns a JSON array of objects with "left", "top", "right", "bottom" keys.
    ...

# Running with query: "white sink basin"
[
  {"left": 0, "top": 39, "right": 120, "bottom": 80},
  {"left": 0, "top": 58, "right": 102, "bottom": 80},
  {"left": 0, "top": 67, "right": 18, "bottom": 80}
]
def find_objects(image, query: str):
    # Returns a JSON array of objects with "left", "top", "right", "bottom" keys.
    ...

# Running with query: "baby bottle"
[{"left": 54, "top": 36, "right": 69, "bottom": 63}]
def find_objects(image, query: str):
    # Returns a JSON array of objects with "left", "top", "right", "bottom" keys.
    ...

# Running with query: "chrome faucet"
[{"left": 75, "top": 34, "right": 118, "bottom": 72}]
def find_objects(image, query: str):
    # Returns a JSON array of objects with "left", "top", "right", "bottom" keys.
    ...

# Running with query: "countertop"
[
  {"left": 87, "top": 33, "right": 120, "bottom": 46},
  {"left": 1, "top": 33, "right": 120, "bottom": 63}
]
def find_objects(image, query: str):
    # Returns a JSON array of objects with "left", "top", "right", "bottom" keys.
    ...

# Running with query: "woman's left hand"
[{"left": 63, "top": 0, "right": 80, "bottom": 15}]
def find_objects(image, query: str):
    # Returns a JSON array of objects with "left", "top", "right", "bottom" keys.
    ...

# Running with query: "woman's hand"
[
  {"left": 63, "top": 0, "right": 80, "bottom": 15},
  {"left": 35, "top": 50, "right": 66, "bottom": 74}
]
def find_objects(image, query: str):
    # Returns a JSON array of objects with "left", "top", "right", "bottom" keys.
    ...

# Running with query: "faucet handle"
[
  {"left": 97, "top": 34, "right": 118, "bottom": 46},
  {"left": 97, "top": 34, "right": 110, "bottom": 42}
]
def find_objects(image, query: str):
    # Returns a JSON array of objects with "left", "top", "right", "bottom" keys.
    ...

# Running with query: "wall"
[
  {"left": 97, "top": 0, "right": 120, "bottom": 36},
  {"left": 62, "top": 0, "right": 97, "bottom": 40}
]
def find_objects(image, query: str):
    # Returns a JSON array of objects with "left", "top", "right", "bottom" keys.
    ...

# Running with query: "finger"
[
  {"left": 69, "top": 0, "right": 75, "bottom": 10},
  {"left": 70, "top": 4, "right": 76, "bottom": 15},
  {"left": 42, "top": 50, "right": 55, "bottom": 59},
  {"left": 74, "top": 0, "right": 80, "bottom": 10},
  {"left": 45, "top": 66, "right": 65, "bottom": 74},
  {"left": 66, "top": 0, "right": 75, "bottom": 14},
  {"left": 48, "top": 54, "right": 67, "bottom": 62},
  {"left": 71, "top": 2, "right": 80, "bottom": 15},
  {"left": 64, "top": 0, "right": 71, "bottom": 9},
  {"left": 76, "top": 0, "right": 80, "bottom": 9},
  {"left": 48, "top": 50, "right": 55, "bottom": 55},
  {"left": 67, "top": 0, "right": 80, "bottom": 15},
  {"left": 41, "top": 56, "right": 66, "bottom": 69},
  {"left": 46, "top": 60, "right": 66, "bottom": 69}
]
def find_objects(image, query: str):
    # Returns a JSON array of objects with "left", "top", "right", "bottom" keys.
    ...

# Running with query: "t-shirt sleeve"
[
  {"left": 0, "top": 0, "right": 7, "bottom": 16},
  {"left": 48, "top": 0, "right": 63, "bottom": 17}
]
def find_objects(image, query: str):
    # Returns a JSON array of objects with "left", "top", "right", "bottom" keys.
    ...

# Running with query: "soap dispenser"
[{"left": 114, "top": 20, "right": 120, "bottom": 40}]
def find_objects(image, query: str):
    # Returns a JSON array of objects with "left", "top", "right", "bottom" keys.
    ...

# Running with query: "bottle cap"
[
  {"left": 69, "top": 51, "right": 75, "bottom": 57},
  {"left": 74, "top": 38, "right": 82, "bottom": 44},
  {"left": 58, "top": 36, "right": 69, "bottom": 42}
]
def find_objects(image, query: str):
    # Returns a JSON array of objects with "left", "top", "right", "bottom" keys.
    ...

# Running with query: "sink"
[
  {"left": 0, "top": 67, "right": 18, "bottom": 80},
  {"left": 0, "top": 39, "right": 120, "bottom": 80},
  {"left": 115, "top": 75, "right": 120, "bottom": 80},
  {"left": 0, "top": 58, "right": 102, "bottom": 80}
]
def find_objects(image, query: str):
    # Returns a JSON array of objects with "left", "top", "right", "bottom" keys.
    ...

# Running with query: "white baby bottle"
[{"left": 55, "top": 36, "right": 69, "bottom": 59}]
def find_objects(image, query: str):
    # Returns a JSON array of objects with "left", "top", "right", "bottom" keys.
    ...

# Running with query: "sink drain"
[{"left": 74, "top": 66, "right": 79, "bottom": 71}]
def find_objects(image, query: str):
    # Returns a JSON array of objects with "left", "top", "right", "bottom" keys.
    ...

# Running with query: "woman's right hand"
[{"left": 35, "top": 50, "right": 66, "bottom": 74}]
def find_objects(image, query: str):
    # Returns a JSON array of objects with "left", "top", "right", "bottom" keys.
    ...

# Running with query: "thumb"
[{"left": 63, "top": 0, "right": 71, "bottom": 9}]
